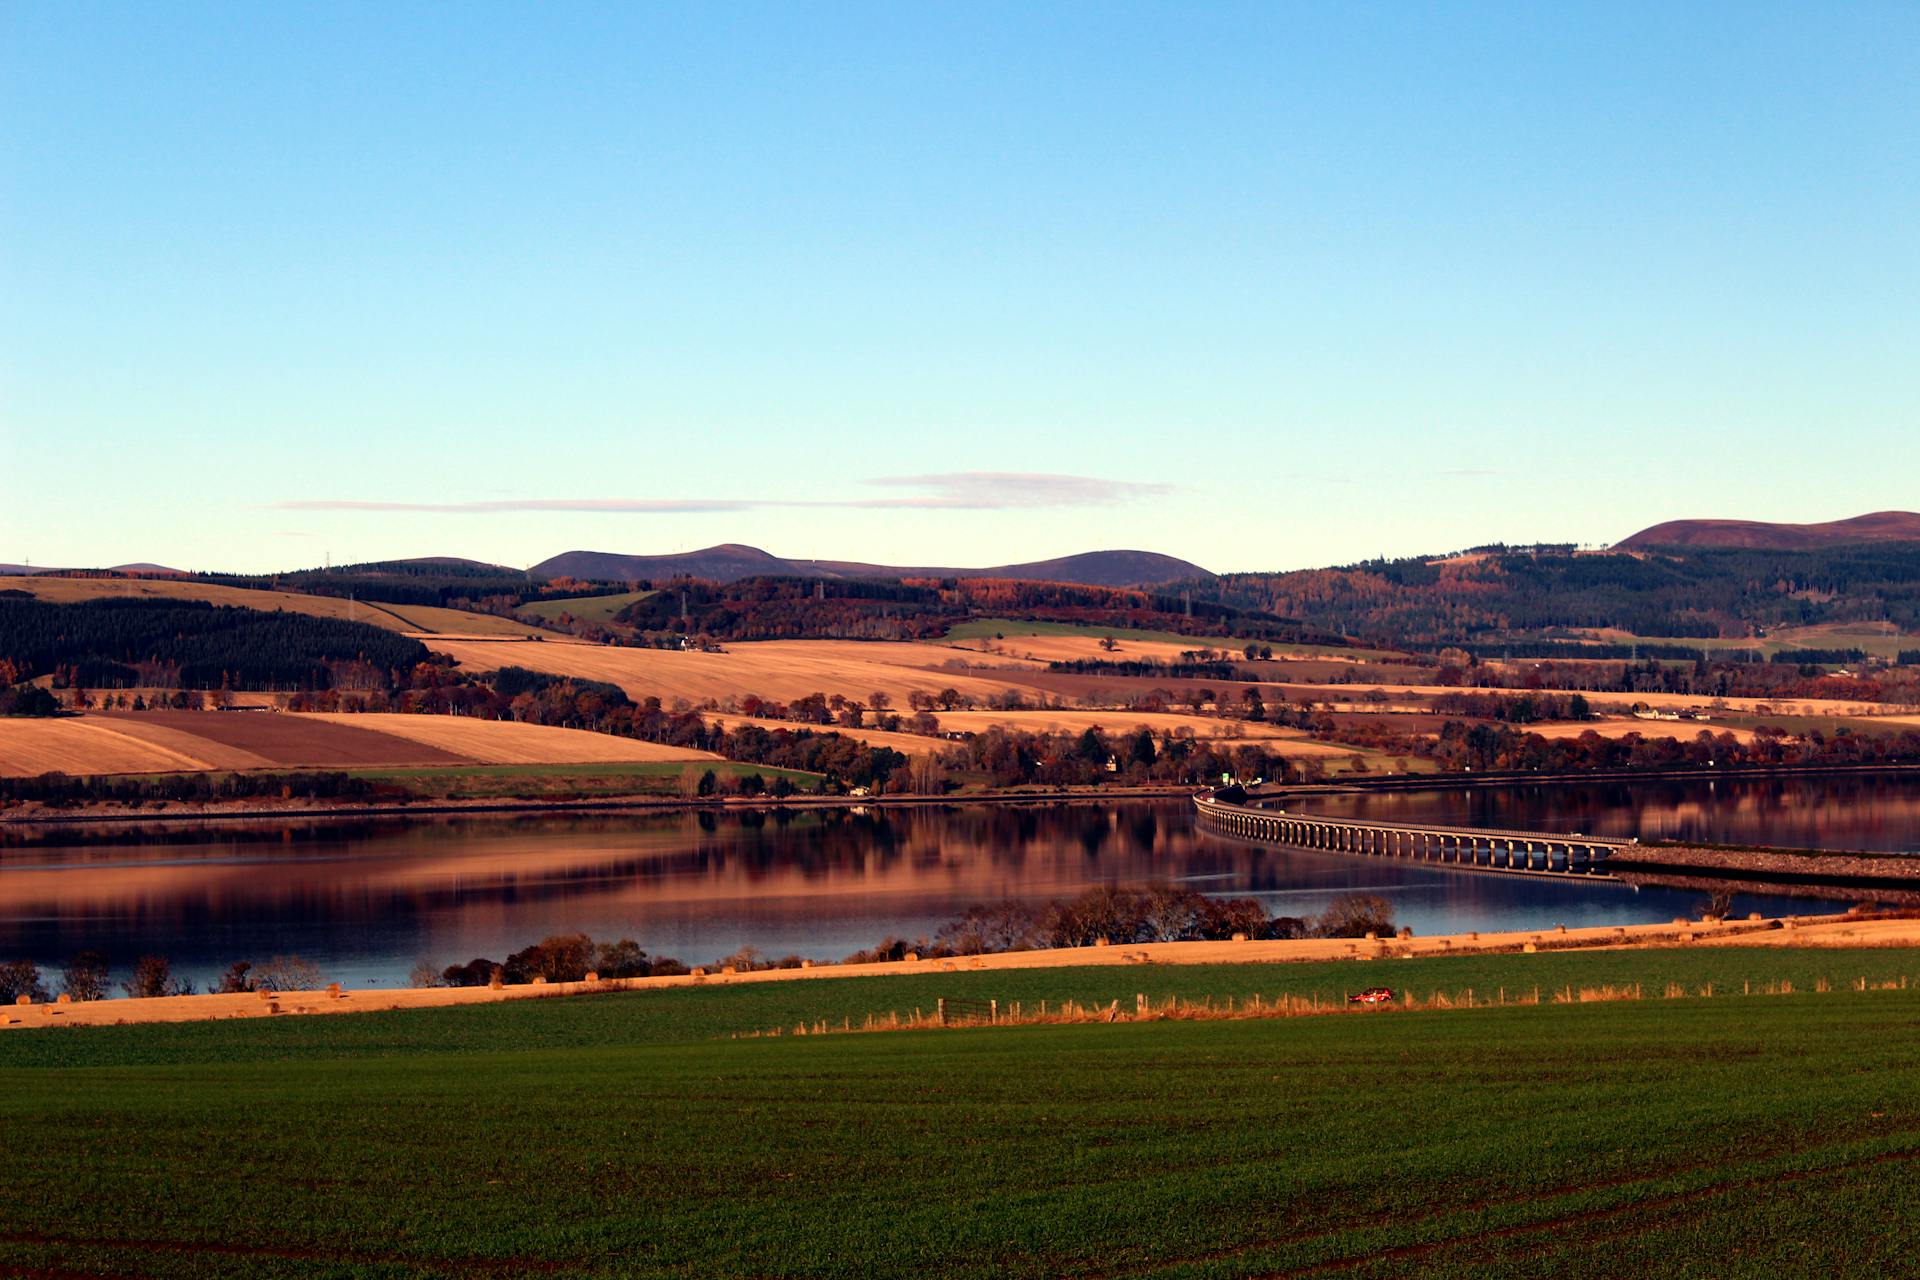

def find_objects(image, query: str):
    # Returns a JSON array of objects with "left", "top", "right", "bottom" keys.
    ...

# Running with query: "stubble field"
[
  {"left": 0, "top": 711, "right": 717, "bottom": 776},
  {"left": 429, "top": 637, "right": 1046, "bottom": 706}
]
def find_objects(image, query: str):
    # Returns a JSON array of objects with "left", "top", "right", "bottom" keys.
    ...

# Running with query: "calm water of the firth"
[{"left": 4, "top": 777, "right": 1917, "bottom": 990}]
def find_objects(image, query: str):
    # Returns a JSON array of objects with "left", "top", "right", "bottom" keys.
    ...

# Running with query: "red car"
[{"left": 1348, "top": 987, "right": 1395, "bottom": 1005}]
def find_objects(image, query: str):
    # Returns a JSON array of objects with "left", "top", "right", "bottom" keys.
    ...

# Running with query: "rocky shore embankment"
[{"left": 1614, "top": 844, "right": 1920, "bottom": 886}]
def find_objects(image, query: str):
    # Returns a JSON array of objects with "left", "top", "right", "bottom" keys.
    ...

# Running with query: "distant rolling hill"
[
  {"left": 0, "top": 575, "right": 553, "bottom": 639},
  {"left": 0, "top": 563, "right": 182, "bottom": 576},
  {"left": 392, "top": 556, "right": 515, "bottom": 571},
  {"left": 531, "top": 545, "right": 1211, "bottom": 588},
  {"left": 1618, "top": 511, "right": 1920, "bottom": 551}
]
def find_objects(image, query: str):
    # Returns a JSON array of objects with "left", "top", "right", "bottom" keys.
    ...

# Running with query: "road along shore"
[
  {"left": 5, "top": 912, "right": 1907, "bottom": 1031},
  {"left": 0, "top": 785, "right": 1195, "bottom": 829}
]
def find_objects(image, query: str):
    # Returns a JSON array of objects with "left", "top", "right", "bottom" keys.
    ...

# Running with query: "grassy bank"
[
  {"left": 4, "top": 949, "right": 1920, "bottom": 1277},
  {"left": 347, "top": 759, "right": 820, "bottom": 800}
]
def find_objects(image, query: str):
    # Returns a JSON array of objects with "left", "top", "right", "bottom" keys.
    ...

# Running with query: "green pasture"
[
  {"left": 944, "top": 618, "right": 1401, "bottom": 661},
  {"left": 943, "top": 617, "right": 1235, "bottom": 645},
  {"left": 4, "top": 948, "right": 1920, "bottom": 1277},
  {"left": 518, "top": 589, "right": 657, "bottom": 625},
  {"left": 1604, "top": 623, "right": 1912, "bottom": 661},
  {"left": 1708, "top": 711, "right": 1913, "bottom": 738}
]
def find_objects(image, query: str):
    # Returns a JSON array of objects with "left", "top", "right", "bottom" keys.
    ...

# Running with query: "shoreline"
[
  {"left": 10, "top": 758, "right": 1920, "bottom": 831},
  {"left": 4, "top": 912, "right": 1909, "bottom": 1031},
  {"left": 0, "top": 784, "right": 1196, "bottom": 829}
]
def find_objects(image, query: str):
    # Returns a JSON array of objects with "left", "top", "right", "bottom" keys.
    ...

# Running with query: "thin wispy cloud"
[
  {"left": 274, "top": 499, "right": 756, "bottom": 514},
  {"left": 854, "top": 472, "right": 1171, "bottom": 509},
  {"left": 272, "top": 473, "right": 1172, "bottom": 515}
]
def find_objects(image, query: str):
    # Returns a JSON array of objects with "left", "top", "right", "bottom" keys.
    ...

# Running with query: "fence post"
[
  {"left": 937, "top": 997, "right": 946, "bottom": 1026},
  {"left": 1136, "top": 992, "right": 1148, "bottom": 1018},
  {"left": 990, "top": 999, "right": 998, "bottom": 1024}
]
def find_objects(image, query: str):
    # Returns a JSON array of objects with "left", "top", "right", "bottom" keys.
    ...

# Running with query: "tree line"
[
  {"left": 847, "top": 886, "right": 1397, "bottom": 962},
  {"left": 294, "top": 662, "right": 1302, "bottom": 794},
  {"left": 193, "top": 560, "right": 637, "bottom": 613},
  {"left": 0, "top": 770, "right": 377, "bottom": 807},
  {"left": 1329, "top": 718, "right": 1920, "bottom": 774},
  {"left": 0, "top": 598, "right": 427, "bottom": 691},
  {"left": 0, "top": 952, "right": 329, "bottom": 1004},
  {"left": 1186, "top": 543, "right": 1920, "bottom": 648},
  {"left": 601, "top": 574, "right": 1329, "bottom": 645}
]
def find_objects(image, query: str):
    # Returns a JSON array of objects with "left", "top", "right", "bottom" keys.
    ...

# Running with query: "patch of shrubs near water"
[
  {"left": 0, "top": 770, "right": 376, "bottom": 808},
  {"left": 0, "top": 889, "right": 1399, "bottom": 1003},
  {"left": 419, "top": 887, "right": 1402, "bottom": 986},
  {"left": 418, "top": 935, "right": 691, "bottom": 988},
  {"left": 0, "top": 953, "right": 326, "bottom": 1003},
  {"left": 845, "top": 885, "right": 1398, "bottom": 963}
]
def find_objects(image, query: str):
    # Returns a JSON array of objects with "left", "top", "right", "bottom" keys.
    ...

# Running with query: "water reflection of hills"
[
  {"left": 0, "top": 795, "right": 1868, "bottom": 985},
  {"left": 0, "top": 805, "right": 1217, "bottom": 971}
]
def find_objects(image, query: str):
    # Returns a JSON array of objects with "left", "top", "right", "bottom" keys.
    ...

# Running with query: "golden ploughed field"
[
  {"left": 0, "top": 575, "right": 548, "bottom": 639},
  {"left": 930, "top": 709, "right": 1355, "bottom": 754},
  {"left": 1283, "top": 681, "right": 1892, "bottom": 719},
  {"left": 701, "top": 709, "right": 1354, "bottom": 758},
  {"left": 429, "top": 637, "right": 1044, "bottom": 706},
  {"left": 432, "top": 639, "right": 1370, "bottom": 754},
  {"left": 941, "top": 635, "right": 1204, "bottom": 664},
  {"left": 434, "top": 637, "right": 1898, "bottom": 721},
  {"left": 0, "top": 711, "right": 718, "bottom": 777}
]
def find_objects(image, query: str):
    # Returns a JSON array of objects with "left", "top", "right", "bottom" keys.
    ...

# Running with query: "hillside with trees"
[
  {"left": 0, "top": 597, "right": 428, "bottom": 691},
  {"left": 192, "top": 560, "right": 632, "bottom": 614},
  {"left": 1617, "top": 510, "right": 1920, "bottom": 551},
  {"left": 532, "top": 544, "right": 1210, "bottom": 587},
  {"left": 1188, "top": 544, "right": 1920, "bottom": 649},
  {"left": 613, "top": 575, "right": 1332, "bottom": 644}
]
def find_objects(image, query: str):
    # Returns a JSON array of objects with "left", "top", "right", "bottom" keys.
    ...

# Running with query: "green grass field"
[
  {"left": 1597, "top": 623, "right": 1913, "bottom": 661},
  {"left": 4, "top": 948, "right": 1920, "bottom": 1277},
  {"left": 518, "top": 589, "right": 658, "bottom": 625},
  {"left": 1709, "top": 711, "right": 1911, "bottom": 738},
  {"left": 943, "top": 617, "right": 1236, "bottom": 644},
  {"left": 943, "top": 618, "right": 1401, "bottom": 661}
]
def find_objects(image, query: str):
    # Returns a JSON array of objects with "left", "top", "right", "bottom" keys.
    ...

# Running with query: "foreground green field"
[{"left": 5, "top": 949, "right": 1920, "bottom": 1278}]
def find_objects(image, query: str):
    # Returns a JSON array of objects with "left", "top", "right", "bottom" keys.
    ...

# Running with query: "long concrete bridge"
[{"left": 1193, "top": 789, "right": 1631, "bottom": 877}]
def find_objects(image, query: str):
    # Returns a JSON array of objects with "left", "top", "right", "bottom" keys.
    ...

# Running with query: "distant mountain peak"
[
  {"left": 1617, "top": 511, "right": 1920, "bottom": 551},
  {"left": 530, "top": 545, "right": 1211, "bottom": 587}
]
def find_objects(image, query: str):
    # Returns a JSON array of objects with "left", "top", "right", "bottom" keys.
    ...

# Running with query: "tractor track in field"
[
  {"left": 0, "top": 1227, "right": 587, "bottom": 1278},
  {"left": 1082, "top": 1134, "right": 1920, "bottom": 1280},
  {"left": 1254, "top": 1144, "right": 1920, "bottom": 1277}
]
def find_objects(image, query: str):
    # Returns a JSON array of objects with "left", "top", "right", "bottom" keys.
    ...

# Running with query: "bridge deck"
[
  {"left": 1193, "top": 791, "right": 1623, "bottom": 877},
  {"left": 1224, "top": 804, "right": 1634, "bottom": 848}
]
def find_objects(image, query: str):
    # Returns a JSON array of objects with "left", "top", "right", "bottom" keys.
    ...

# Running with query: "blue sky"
[{"left": 3, "top": 2, "right": 1915, "bottom": 574}]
